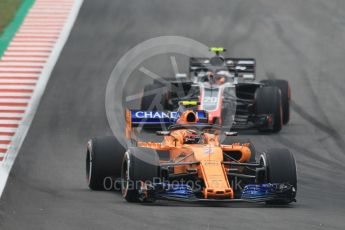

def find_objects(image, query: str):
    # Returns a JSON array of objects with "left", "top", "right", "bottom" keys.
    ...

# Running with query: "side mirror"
[
  {"left": 175, "top": 73, "right": 187, "bottom": 79},
  {"left": 179, "top": 101, "right": 200, "bottom": 106},
  {"left": 156, "top": 131, "right": 170, "bottom": 136},
  {"left": 242, "top": 73, "right": 255, "bottom": 80},
  {"left": 224, "top": 131, "right": 238, "bottom": 136}
]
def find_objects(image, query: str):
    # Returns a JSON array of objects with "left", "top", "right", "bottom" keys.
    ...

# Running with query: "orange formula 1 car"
[{"left": 86, "top": 107, "right": 297, "bottom": 204}]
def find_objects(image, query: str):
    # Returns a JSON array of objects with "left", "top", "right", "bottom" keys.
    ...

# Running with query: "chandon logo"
[{"left": 133, "top": 111, "right": 178, "bottom": 119}]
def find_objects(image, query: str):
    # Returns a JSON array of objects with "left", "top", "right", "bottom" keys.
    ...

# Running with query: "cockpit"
[
  {"left": 192, "top": 68, "right": 234, "bottom": 85},
  {"left": 165, "top": 123, "right": 222, "bottom": 146}
]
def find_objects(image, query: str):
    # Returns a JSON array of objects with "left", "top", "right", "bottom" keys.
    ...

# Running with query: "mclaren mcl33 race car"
[
  {"left": 86, "top": 106, "right": 297, "bottom": 204},
  {"left": 140, "top": 47, "right": 290, "bottom": 133}
]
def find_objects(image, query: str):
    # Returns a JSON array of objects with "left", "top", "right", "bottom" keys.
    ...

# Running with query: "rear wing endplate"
[{"left": 189, "top": 57, "right": 256, "bottom": 79}]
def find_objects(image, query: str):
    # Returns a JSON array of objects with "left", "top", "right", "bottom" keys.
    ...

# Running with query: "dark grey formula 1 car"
[{"left": 141, "top": 47, "right": 290, "bottom": 132}]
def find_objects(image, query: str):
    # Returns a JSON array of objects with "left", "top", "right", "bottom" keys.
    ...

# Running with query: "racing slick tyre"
[
  {"left": 121, "top": 147, "right": 160, "bottom": 202},
  {"left": 255, "top": 86, "right": 283, "bottom": 133},
  {"left": 86, "top": 136, "right": 125, "bottom": 190},
  {"left": 261, "top": 79, "right": 290, "bottom": 125},
  {"left": 262, "top": 148, "right": 297, "bottom": 204},
  {"left": 141, "top": 84, "right": 168, "bottom": 110}
]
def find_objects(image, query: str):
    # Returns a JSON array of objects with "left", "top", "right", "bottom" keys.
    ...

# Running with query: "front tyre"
[
  {"left": 121, "top": 147, "right": 160, "bottom": 202},
  {"left": 261, "top": 148, "right": 297, "bottom": 204}
]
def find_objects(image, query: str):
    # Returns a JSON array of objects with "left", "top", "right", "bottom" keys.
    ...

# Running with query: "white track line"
[
  {"left": 12, "top": 38, "right": 57, "bottom": 43},
  {"left": 0, "top": 128, "right": 19, "bottom": 133},
  {"left": 0, "top": 112, "right": 25, "bottom": 117},
  {"left": 4, "top": 51, "right": 51, "bottom": 56},
  {"left": 0, "top": 86, "right": 35, "bottom": 89},
  {"left": 24, "top": 18, "right": 67, "bottom": 21},
  {"left": 19, "top": 29, "right": 61, "bottom": 33},
  {"left": 0, "top": 120, "right": 20, "bottom": 124},
  {"left": 9, "top": 41, "right": 54, "bottom": 45},
  {"left": 0, "top": 79, "right": 37, "bottom": 83},
  {"left": 0, "top": 137, "right": 13, "bottom": 142},
  {"left": 0, "top": 91, "right": 32, "bottom": 97},
  {"left": 0, "top": 107, "right": 27, "bottom": 111},
  {"left": 0, "top": 73, "right": 38, "bottom": 77},
  {"left": 10, "top": 40, "right": 56, "bottom": 44},
  {"left": 0, "top": 0, "right": 84, "bottom": 197},
  {"left": 0, "top": 99, "right": 30, "bottom": 103},
  {"left": 0, "top": 63, "right": 44, "bottom": 67},
  {"left": 0, "top": 68, "right": 42, "bottom": 73},
  {"left": 7, "top": 47, "right": 54, "bottom": 52},
  {"left": 2, "top": 57, "right": 47, "bottom": 62}
]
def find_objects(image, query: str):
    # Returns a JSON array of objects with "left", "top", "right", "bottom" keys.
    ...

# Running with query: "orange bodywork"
[{"left": 127, "top": 109, "right": 253, "bottom": 199}]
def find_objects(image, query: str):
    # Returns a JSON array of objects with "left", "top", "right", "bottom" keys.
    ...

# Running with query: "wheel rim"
[
  {"left": 121, "top": 152, "right": 130, "bottom": 197},
  {"left": 86, "top": 146, "right": 92, "bottom": 185},
  {"left": 279, "top": 105, "right": 283, "bottom": 128},
  {"left": 260, "top": 154, "right": 268, "bottom": 182}
]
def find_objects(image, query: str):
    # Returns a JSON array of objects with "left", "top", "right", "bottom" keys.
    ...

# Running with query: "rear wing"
[
  {"left": 189, "top": 57, "right": 256, "bottom": 79},
  {"left": 128, "top": 110, "right": 208, "bottom": 126},
  {"left": 125, "top": 109, "right": 208, "bottom": 139}
]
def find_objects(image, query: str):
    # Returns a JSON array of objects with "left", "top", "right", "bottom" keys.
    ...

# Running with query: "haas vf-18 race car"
[
  {"left": 141, "top": 47, "right": 290, "bottom": 132},
  {"left": 86, "top": 106, "right": 297, "bottom": 204}
]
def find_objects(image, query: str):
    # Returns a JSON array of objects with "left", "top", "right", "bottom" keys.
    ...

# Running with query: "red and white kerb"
[{"left": 0, "top": 0, "right": 75, "bottom": 161}]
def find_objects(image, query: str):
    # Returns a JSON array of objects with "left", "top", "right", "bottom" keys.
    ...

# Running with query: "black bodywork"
[{"left": 148, "top": 57, "right": 274, "bottom": 130}]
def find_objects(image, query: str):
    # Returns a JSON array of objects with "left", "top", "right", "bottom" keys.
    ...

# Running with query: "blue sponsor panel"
[
  {"left": 196, "top": 110, "right": 208, "bottom": 122},
  {"left": 131, "top": 111, "right": 177, "bottom": 124},
  {"left": 131, "top": 110, "right": 208, "bottom": 125},
  {"left": 158, "top": 183, "right": 194, "bottom": 199},
  {"left": 241, "top": 183, "right": 295, "bottom": 202}
]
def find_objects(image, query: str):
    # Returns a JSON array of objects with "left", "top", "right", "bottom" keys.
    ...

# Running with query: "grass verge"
[
  {"left": 0, "top": 0, "right": 34, "bottom": 58},
  {"left": 0, "top": 0, "right": 23, "bottom": 35}
]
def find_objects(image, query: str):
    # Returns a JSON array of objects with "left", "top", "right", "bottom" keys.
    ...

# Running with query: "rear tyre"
[
  {"left": 255, "top": 86, "right": 283, "bottom": 133},
  {"left": 261, "top": 79, "right": 290, "bottom": 124},
  {"left": 121, "top": 147, "right": 160, "bottom": 202},
  {"left": 86, "top": 136, "right": 125, "bottom": 190},
  {"left": 261, "top": 148, "right": 297, "bottom": 204}
]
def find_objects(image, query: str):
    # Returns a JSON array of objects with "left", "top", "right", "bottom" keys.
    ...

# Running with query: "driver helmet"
[
  {"left": 183, "top": 131, "right": 205, "bottom": 144},
  {"left": 206, "top": 70, "right": 228, "bottom": 85}
]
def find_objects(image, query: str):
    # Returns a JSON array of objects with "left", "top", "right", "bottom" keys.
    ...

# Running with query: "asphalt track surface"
[{"left": 1, "top": 0, "right": 345, "bottom": 229}]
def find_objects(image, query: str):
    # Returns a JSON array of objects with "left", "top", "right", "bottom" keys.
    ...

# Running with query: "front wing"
[{"left": 141, "top": 182, "right": 296, "bottom": 203}]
